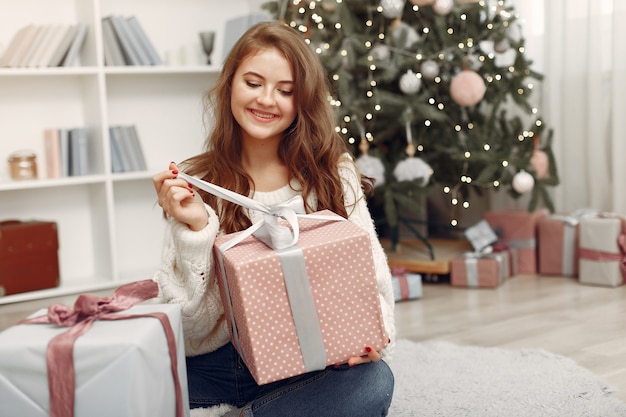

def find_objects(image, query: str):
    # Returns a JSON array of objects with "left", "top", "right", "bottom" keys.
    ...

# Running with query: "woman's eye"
[
  {"left": 279, "top": 89, "right": 294, "bottom": 96},
  {"left": 246, "top": 81, "right": 261, "bottom": 88}
]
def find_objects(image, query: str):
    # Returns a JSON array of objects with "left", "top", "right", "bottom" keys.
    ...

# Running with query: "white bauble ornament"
[
  {"left": 356, "top": 138, "right": 386, "bottom": 187},
  {"left": 420, "top": 60, "right": 440, "bottom": 80},
  {"left": 394, "top": 156, "right": 433, "bottom": 183},
  {"left": 433, "top": 0, "right": 453, "bottom": 15},
  {"left": 380, "top": 0, "right": 406, "bottom": 19},
  {"left": 409, "top": 0, "right": 434, "bottom": 5},
  {"left": 399, "top": 70, "right": 422, "bottom": 95},
  {"left": 357, "top": 154, "right": 386, "bottom": 187},
  {"left": 512, "top": 170, "right": 534, "bottom": 194},
  {"left": 449, "top": 70, "right": 486, "bottom": 106},
  {"left": 370, "top": 43, "right": 391, "bottom": 61}
]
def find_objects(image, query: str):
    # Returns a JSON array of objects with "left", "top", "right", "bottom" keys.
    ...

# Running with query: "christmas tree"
[{"left": 262, "top": 0, "right": 559, "bottom": 247}]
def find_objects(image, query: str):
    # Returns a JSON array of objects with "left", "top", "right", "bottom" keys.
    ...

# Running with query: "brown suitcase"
[{"left": 0, "top": 220, "right": 60, "bottom": 296}]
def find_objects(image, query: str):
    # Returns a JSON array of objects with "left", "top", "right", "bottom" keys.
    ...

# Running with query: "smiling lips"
[{"left": 250, "top": 109, "right": 277, "bottom": 120}]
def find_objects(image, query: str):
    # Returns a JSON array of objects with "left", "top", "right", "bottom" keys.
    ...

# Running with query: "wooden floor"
[{"left": 1, "top": 274, "right": 625, "bottom": 402}]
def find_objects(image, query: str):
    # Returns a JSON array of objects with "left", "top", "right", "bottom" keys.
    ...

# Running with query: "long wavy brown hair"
[{"left": 181, "top": 21, "right": 372, "bottom": 234}]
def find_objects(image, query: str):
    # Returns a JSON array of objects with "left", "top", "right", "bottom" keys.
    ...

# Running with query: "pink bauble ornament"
[
  {"left": 531, "top": 149, "right": 549, "bottom": 179},
  {"left": 449, "top": 70, "right": 486, "bottom": 106},
  {"left": 512, "top": 170, "right": 534, "bottom": 194}
]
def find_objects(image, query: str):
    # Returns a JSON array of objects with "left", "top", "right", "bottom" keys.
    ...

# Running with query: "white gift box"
[{"left": 0, "top": 303, "right": 189, "bottom": 417}]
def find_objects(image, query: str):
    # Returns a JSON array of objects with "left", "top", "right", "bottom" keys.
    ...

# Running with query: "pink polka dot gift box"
[{"left": 214, "top": 211, "right": 389, "bottom": 385}]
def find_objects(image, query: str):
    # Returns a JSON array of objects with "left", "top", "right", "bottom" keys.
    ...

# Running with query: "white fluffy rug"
[{"left": 191, "top": 339, "right": 626, "bottom": 417}]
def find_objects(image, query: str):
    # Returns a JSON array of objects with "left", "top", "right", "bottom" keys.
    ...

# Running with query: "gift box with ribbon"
[
  {"left": 537, "top": 213, "right": 586, "bottom": 277},
  {"left": 179, "top": 173, "right": 389, "bottom": 385},
  {"left": 450, "top": 251, "right": 510, "bottom": 288},
  {"left": 391, "top": 267, "right": 422, "bottom": 301},
  {"left": 0, "top": 280, "right": 188, "bottom": 417},
  {"left": 483, "top": 209, "right": 546, "bottom": 274},
  {"left": 578, "top": 214, "right": 626, "bottom": 287}
]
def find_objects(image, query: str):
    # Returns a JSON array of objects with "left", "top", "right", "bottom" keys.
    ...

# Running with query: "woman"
[{"left": 152, "top": 21, "right": 395, "bottom": 417}]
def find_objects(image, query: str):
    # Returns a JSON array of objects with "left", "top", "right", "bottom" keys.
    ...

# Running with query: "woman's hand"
[
  {"left": 346, "top": 346, "right": 382, "bottom": 367},
  {"left": 152, "top": 162, "right": 208, "bottom": 231}
]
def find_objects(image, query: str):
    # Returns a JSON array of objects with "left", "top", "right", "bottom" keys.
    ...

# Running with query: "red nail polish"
[
  {"left": 172, "top": 170, "right": 178, "bottom": 175},
  {"left": 188, "top": 183, "right": 193, "bottom": 188},
  {"left": 365, "top": 347, "right": 372, "bottom": 353}
]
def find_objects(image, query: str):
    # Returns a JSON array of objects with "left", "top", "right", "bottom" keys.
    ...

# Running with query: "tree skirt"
[{"left": 191, "top": 339, "right": 626, "bottom": 417}]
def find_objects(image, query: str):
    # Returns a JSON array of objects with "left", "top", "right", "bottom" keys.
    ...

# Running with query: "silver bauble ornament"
[
  {"left": 370, "top": 43, "right": 391, "bottom": 61},
  {"left": 380, "top": 0, "right": 406, "bottom": 19},
  {"left": 512, "top": 170, "right": 535, "bottom": 194},
  {"left": 409, "top": 0, "right": 435, "bottom": 5},
  {"left": 420, "top": 60, "right": 440, "bottom": 80},
  {"left": 399, "top": 70, "right": 422, "bottom": 95}
]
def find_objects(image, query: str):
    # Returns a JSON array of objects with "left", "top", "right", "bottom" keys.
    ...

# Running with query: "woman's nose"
[{"left": 257, "top": 88, "right": 275, "bottom": 106}]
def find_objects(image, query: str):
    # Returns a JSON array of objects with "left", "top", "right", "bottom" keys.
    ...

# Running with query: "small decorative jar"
[{"left": 8, "top": 150, "right": 38, "bottom": 180}]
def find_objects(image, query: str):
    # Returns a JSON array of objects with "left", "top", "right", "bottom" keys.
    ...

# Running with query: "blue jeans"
[{"left": 186, "top": 342, "right": 394, "bottom": 417}]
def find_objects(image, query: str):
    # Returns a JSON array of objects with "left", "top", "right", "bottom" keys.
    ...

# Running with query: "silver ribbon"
[
  {"left": 561, "top": 224, "right": 576, "bottom": 276},
  {"left": 463, "top": 252, "right": 508, "bottom": 286},
  {"left": 465, "top": 258, "right": 479, "bottom": 287},
  {"left": 179, "top": 172, "right": 337, "bottom": 372}
]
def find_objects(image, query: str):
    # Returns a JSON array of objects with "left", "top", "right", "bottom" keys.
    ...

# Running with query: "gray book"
[
  {"left": 124, "top": 125, "right": 148, "bottom": 171},
  {"left": 108, "top": 15, "right": 149, "bottom": 65},
  {"left": 61, "top": 23, "right": 88, "bottom": 66},
  {"left": 110, "top": 125, "right": 133, "bottom": 171},
  {"left": 69, "top": 127, "right": 89, "bottom": 176},
  {"left": 47, "top": 25, "right": 78, "bottom": 67},
  {"left": 102, "top": 17, "right": 126, "bottom": 66},
  {"left": 58, "top": 128, "right": 71, "bottom": 177},
  {"left": 109, "top": 126, "right": 125, "bottom": 172},
  {"left": 125, "top": 16, "right": 162, "bottom": 65}
]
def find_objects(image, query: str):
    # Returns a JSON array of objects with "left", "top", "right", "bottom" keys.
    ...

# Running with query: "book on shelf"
[
  {"left": 69, "top": 127, "right": 90, "bottom": 176},
  {"left": 109, "top": 124, "right": 147, "bottom": 172},
  {"left": 42, "top": 127, "right": 80, "bottom": 178},
  {"left": 56, "top": 128, "right": 71, "bottom": 177},
  {"left": 0, "top": 24, "right": 39, "bottom": 67},
  {"left": 18, "top": 24, "right": 52, "bottom": 67},
  {"left": 34, "top": 24, "right": 73, "bottom": 68},
  {"left": 104, "top": 15, "right": 160, "bottom": 66},
  {"left": 125, "top": 16, "right": 162, "bottom": 65},
  {"left": 107, "top": 15, "right": 145, "bottom": 65},
  {"left": 47, "top": 25, "right": 79, "bottom": 67},
  {"left": 61, "top": 23, "right": 88, "bottom": 67},
  {"left": 102, "top": 17, "right": 126, "bottom": 66},
  {"left": 43, "top": 128, "right": 62, "bottom": 178},
  {"left": 0, "top": 23, "right": 87, "bottom": 68}
]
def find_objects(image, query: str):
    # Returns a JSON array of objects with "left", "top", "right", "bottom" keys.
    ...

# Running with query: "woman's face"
[{"left": 230, "top": 47, "right": 297, "bottom": 145}]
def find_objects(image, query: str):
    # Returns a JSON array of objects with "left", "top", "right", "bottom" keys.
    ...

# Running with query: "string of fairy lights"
[{"left": 278, "top": 0, "right": 548, "bottom": 227}]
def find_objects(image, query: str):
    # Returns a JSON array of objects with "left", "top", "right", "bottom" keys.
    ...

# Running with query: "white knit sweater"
[{"left": 151, "top": 160, "right": 396, "bottom": 361}]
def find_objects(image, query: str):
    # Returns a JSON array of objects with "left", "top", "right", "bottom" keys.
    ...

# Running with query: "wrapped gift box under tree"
[
  {"left": 483, "top": 209, "right": 546, "bottom": 274},
  {"left": 578, "top": 214, "right": 626, "bottom": 287}
]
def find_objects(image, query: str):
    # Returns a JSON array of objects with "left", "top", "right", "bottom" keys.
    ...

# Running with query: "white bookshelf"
[{"left": 0, "top": 0, "right": 267, "bottom": 304}]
